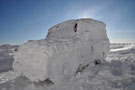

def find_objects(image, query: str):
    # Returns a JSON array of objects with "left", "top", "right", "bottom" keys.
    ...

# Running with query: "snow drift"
[
  {"left": 1, "top": 44, "right": 135, "bottom": 90},
  {"left": 13, "top": 18, "right": 110, "bottom": 84}
]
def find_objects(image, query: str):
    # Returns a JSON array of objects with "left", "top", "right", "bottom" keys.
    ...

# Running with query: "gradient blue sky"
[{"left": 0, "top": 0, "right": 135, "bottom": 45}]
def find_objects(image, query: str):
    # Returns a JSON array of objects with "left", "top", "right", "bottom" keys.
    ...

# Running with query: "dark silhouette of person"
[{"left": 74, "top": 23, "right": 78, "bottom": 32}]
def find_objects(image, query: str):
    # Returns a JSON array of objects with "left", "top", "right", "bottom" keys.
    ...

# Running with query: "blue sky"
[{"left": 0, "top": 0, "right": 135, "bottom": 45}]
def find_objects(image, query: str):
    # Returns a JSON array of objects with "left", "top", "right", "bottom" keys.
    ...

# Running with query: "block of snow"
[{"left": 13, "top": 18, "right": 110, "bottom": 84}]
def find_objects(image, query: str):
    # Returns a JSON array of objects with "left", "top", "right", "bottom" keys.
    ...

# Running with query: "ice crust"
[
  {"left": 13, "top": 18, "right": 110, "bottom": 83},
  {"left": 1, "top": 44, "right": 135, "bottom": 90}
]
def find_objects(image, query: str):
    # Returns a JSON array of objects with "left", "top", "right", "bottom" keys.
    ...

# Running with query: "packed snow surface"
[
  {"left": 0, "top": 43, "right": 135, "bottom": 90},
  {"left": 0, "top": 45, "right": 18, "bottom": 73},
  {"left": 13, "top": 18, "right": 110, "bottom": 83}
]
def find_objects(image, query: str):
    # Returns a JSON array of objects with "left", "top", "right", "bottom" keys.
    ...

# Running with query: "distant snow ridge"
[{"left": 13, "top": 18, "right": 110, "bottom": 84}]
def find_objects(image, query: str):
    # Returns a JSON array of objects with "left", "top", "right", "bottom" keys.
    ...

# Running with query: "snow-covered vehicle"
[{"left": 13, "top": 18, "right": 110, "bottom": 84}]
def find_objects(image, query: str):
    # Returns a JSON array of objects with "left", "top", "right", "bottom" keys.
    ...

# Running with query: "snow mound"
[
  {"left": 13, "top": 18, "right": 110, "bottom": 84},
  {"left": 1, "top": 44, "right": 135, "bottom": 90}
]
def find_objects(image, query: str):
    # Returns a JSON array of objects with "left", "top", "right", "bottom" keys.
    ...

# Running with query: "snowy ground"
[
  {"left": 0, "top": 43, "right": 135, "bottom": 90},
  {"left": 0, "top": 45, "right": 18, "bottom": 73}
]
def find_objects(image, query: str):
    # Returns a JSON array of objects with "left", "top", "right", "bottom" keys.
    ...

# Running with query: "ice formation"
[
  {"left": 13, "top": 18, "right": 110, "bottom": 84},
  {"left": 1, "top": 43, "right": 135, "bottom": 90}
]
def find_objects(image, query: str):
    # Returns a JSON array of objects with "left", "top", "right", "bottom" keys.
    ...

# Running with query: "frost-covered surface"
[
  {"left": 13, "top": 18, "right": 110, "bottom": 83},
  {"left": 0, "top": 45, "right": 18, "bottom": 73},
  {"left": 107, "top": 43, "right": 135, "bottom": 62},
  {"left": 0, "top": 71, "right": 19, "bottom": 84},
  {"left": 0, "top": 43, "right": 135, "bottom": 90}
]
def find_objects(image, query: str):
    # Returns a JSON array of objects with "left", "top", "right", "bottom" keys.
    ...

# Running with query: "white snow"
[
  {"left": 0, "top": 44, "right": 135, "bottom": 90},
  {"left": 1, "top": 19, "right": 135, "bottom": 90},
  {"left": 13, "top": 18, "right": 110, "bottom": 84},
  {"left": 106, "top": 43, "right": 135, "bottom": 62},
  {"left": 0, "top": 71, "right": 19, "bottom": 84},
  {"left": 0, "top": 43, "right": 135, "bottom": 90},
  {"left": 110, "top": 44, "right": 135, "bottom": 52}
]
